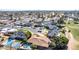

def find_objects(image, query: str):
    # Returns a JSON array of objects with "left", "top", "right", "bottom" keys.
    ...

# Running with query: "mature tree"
[
  {"left": 58, "top": 16, "right": 65, "bottom": 24},
  {"left": 49, "top": 36, "right": 68, "bottom": 50},
  {"left": 9, "top": 14, "right": 13, "bottom": 20}
]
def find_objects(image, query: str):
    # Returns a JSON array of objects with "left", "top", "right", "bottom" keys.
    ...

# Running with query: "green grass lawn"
[{"left": 66, "top": 22, "right": 79, "bottom": 41}]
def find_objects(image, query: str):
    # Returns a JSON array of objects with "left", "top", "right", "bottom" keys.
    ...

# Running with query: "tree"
[
  {"left": 49, "top": 36, "right": 69, "bottom": 50},
  {"left": 49, "top": 39, "right": 56, "bottom": 49},
  {"left": 62, "top": 29, "right": 66, "bottom": 34},
  {"left": 58, "top": 16, "right": 65, "bottom": 24},
  {"left": 9, "top": 14, "right": 13, "bottom": 20},
  {"left": 22, "top": 28, "right": 32, "bottom": 39}
]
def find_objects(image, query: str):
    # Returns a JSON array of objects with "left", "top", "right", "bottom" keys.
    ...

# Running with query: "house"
[
  {"left": 52, "top": 16, "right": 60, "bottom": 23},
  {"left": 1, "top": 28, "right": 17, "bottom": 36},
  {"left": 67, "top": 17, "right": 74, "bottom": 21},
  {"left": 9, "top": 31, "right": 27, "bottom": 40},
  {"left": 33, "top": 18, "right": 43, "bottom": 23},
  {"left": 27, "top": 33, "right": 51, "bottom": 48},
  {"left": 47, "top": 25, "right": 59, "bottom": 38}
]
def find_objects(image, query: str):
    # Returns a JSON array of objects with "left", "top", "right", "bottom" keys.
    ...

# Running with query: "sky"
[{"left": 0, "top": 0, "right": 79, "bottom": 10}]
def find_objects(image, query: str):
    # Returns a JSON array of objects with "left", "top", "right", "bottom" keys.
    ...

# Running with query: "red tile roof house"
[{"left": 27, "top": 33, "right": 51, "bottom": 49}]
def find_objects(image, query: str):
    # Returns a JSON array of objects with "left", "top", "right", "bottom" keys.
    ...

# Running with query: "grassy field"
[
  {"left": 65, "top": 21, "right": 79, "bottom": 49},
  {"left": 66, "top": 21, "right": 79, "bottom": 41}
]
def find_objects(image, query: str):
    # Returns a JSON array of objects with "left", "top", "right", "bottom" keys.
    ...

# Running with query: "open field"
[
  {"left": 66, "top": 22, "right": 79, "bottom": 41},
  {"left": 65, "top": 21, "right": 79, "bottom": 49}
]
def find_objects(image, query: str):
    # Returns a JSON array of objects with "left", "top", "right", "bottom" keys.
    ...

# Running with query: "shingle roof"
[{"left": 27, "top": 33, "right": 51, "bottom": 47}]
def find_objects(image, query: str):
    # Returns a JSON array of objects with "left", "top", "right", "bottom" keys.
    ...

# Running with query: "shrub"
[{"left": 31, "top": 44, "right": 37, "bottom": 50}]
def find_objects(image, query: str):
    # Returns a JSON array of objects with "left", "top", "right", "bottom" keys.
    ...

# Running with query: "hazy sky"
[{"left": 0, "top": 0, "right": 79, "bottom": 10}]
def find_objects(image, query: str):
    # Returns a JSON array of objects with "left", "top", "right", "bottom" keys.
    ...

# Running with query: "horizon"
[
  {"left": 0, "top": 9, "right": 79, "bottom": 11},
  {"left": 0, "top": 0, "right": 79, "bottom": 11}
]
